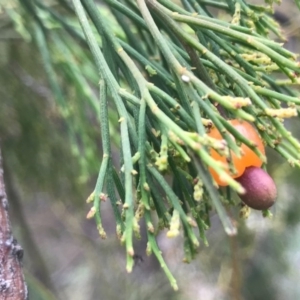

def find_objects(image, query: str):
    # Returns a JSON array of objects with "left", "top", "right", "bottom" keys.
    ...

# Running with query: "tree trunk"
[{"left": 0, "top": 148, "right": 27, "bottom": 300}]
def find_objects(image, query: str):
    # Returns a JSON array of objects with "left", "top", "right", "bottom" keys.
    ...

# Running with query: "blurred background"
[{"left": 1, "top": 0, "right": 300, "bottom": 299}]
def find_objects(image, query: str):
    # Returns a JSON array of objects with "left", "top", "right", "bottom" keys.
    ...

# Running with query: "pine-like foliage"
[{"left": 14, "top": 0, "right": 300, "bottom": 288}]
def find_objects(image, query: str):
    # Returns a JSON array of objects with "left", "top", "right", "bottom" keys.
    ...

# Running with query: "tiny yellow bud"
[
  {"left": 86, "top": 206, "right": 96, "bottom": 219},
  {"left": 86, "top": 192, "right": 95, "bottom": 203},
  {"left": 265, "top": 108, "right": 297, "bottom": 118},
  {"left": 167, "top": 210, "right": 180, "bottom": 238}
]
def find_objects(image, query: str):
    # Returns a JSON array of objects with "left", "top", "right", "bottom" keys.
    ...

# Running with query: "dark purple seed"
[{"left": 236, "top": 167, "right": 277, "bottom": 210}]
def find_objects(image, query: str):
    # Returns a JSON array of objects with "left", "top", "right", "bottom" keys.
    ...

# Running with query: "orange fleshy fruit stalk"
[{"left": 208, "top": 120, "right": 265, "bottom": 186}]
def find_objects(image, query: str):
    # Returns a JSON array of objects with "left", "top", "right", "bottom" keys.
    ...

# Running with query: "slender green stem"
[
  {"left": 138, "top": 99, "right": 151, "bottom": 210},
  {"left": 190, "top": 152, "right": 237, "bottom": 236},
  {"left": 167, "top": 11, "right": 298, "bottom": 70},
  {"left": 148, "top": 84, "right": 196, "bottom": 129},
  {"left": 253, "top": 86, "right": 300, "bottom": 105},
  {"left": 72, "top": 0, "right": 135, "bottom": 271},
  {"left": 92, "top": 80, "right": 110, "bottom": 236},
  {"left": 145, "top": 211, "right": 178, "bottom": 290},
  {"left": 148, "top": 165, "right": 200, "bottom": 246}
]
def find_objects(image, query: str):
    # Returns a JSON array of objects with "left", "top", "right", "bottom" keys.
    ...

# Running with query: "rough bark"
[{"left": 0, "top": 148, "right": 27, "bottom": 300}]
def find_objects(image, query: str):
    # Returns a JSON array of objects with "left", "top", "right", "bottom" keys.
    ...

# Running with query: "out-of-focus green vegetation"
[{"left": 1, "top": 0, "right": 300, "bottom": 299}]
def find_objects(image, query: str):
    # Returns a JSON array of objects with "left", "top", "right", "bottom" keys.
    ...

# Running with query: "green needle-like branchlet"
[{"left": 19, "top": 0, "right": 300, "bottom": 289}]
